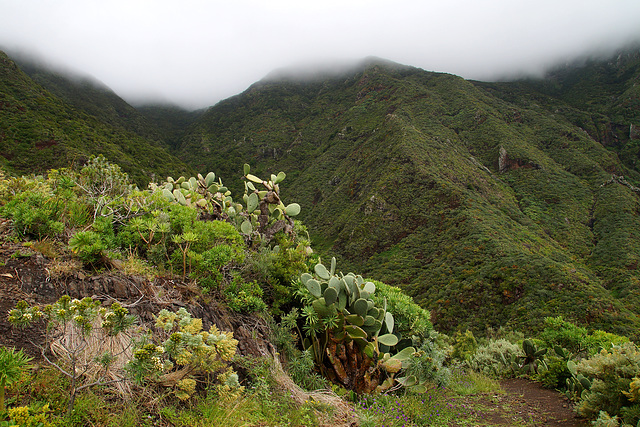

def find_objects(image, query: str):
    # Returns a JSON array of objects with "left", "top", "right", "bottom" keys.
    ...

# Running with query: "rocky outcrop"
[{"left": 498, "top": 146, "right": 542, "bottom": 173}]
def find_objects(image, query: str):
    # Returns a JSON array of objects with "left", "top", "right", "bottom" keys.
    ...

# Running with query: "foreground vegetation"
[{"left": 1, "top": 159, "right": 639, "bottom": 426}]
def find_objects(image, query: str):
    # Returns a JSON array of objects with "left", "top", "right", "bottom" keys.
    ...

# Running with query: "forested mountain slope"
[
  {"left": 176, "top": 56, "right": 640, "bottom": 337},
  {"left": 3, "top": 46, "right": 640, "bottom": 336},
  {"left": 0, "top": 50, "right": 192, "bottom": 185}
]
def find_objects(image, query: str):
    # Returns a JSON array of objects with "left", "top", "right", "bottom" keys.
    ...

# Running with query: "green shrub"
[
  {"left": 577, "top": 342, "right": 640, "bottom": 424},
  {"left": 535, "top": 346, "right": 574, "bottom": 390},
  {"left": 6, "top": 404, "right": 53, "bottom": 427},
  {"left": 1, "top": 191, "right": 64, "bottom": 239},
  {"left": 468, "top": 338, "right": 522, "bottom": 378},
  {"left": 75, "top": 155, "right": 132, "bottom": 218},
  {"left": 451, "top": 330, "right": 478, "bottom": 362},
  {"left": 371, "top": 280, "right": 432, "bottom": 342},
  {"left": 539, "top": 316, "right": 589, "bottom": 354},
  {"left": 244, "top": 235, "right": 310, "bottom": 316},
  {"left": 0, "top": 347, "right": 32, "bottom": 412},
  {"left": 404, "top": 336, "right": 451, "bottom": 387},
  {"left": 223, "top": 276, "right": 267, "bottom": 313},
  {"left": 127, "top": 308, "right": 241, "bottom": 401},
  {"left": 67, "top": 217, "right": 116, "bottom": 266},
  {"left": 187, "top": 220, "right": 244, "bottom": 255},
  {"left": 586, "top": 330, "right": 630, "bottom": 354}
]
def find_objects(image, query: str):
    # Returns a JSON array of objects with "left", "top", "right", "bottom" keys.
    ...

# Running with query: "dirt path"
[{"left": 460, "top": 378, "right": 589, "bottom": 426}]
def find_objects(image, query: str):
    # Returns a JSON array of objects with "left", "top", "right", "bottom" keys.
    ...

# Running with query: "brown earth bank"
[{"left": 0, "top": 238, "right": 275, "bottom": 360}]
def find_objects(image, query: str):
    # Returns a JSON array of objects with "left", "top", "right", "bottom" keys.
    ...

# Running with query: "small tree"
[
  {"left": 0, "top": 346, "right": 32, "bottom": 412},
  {"left": 8, "top": 296, "right": 136, "bottom": 416},
  {"left": 73, "top": 155, "right": 132, "bottom": 220}
]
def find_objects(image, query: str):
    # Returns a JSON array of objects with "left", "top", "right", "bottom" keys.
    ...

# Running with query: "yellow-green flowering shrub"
[
  {"left": 127, "top": 308, "right": 242, "bottom": 400},
  {"left": 7, "top": 404, "right": 52, "bottom": 427}
]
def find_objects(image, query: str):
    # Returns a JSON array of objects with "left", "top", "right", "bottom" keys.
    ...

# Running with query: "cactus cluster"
[
  {"left": 153, "top": 166, "right": 301, "bottom": 244},
  {"left": 567, "top": 360, "right": 591, "bottom": 399},
  {"left": 240, "top": 164, "right": 300, "bottom": 239},
  {"left": 300, "top": 258, "right": 419, "bottom": 393},
  {"left": 157, "top": 172, "right": 237, "bottom": 218},
  {"left": 513, "top": 339, "right": 547, "bottom": 375}
]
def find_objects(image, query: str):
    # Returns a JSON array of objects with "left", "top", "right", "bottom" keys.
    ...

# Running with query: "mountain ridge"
[
  {"left": 174, "top": 55, "right": 640, "bottom": 336},
  {"left": 0, "top": 50, "right": 193, "bottom": 185}
]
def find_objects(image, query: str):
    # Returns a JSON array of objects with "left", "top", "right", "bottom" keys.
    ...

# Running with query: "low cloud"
[{"left": 1, "top": 0, "right": 639, "bottom": 109}]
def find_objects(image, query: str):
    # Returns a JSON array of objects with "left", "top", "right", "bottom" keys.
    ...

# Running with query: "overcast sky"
[{"left": 1, "top": 0, "right": 640, "bottom": 109}]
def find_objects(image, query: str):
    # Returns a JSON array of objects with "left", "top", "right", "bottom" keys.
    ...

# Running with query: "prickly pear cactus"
[
  {"left": 239, "top": 164, "right": 300, "bottom": 241},
  {"left": 156, "top": 172, "right": 239, "bottom": 220},
  {"left": 300, "top": 258, "right": 405, "bottom": 394}
]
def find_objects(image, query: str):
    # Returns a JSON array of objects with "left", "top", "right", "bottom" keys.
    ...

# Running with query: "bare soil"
[{"left": 459, "top": 378, "right": 589, "bottom": 426}]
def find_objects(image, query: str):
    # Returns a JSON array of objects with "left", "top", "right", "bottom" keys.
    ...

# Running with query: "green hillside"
[
  {"left": 0, "top": 50, "right": 192, "bottom": 185},
  {"left": 2, "top": 46, "right": 640, "bottom": 337},
  {"left": 136, "top": 103, "right": 203, "bottom": 150},
  {"left": 176, "top": 56, "right": 640, "bottom": 337},
  {"left": 477, "top": 47, "right": 640, "bottom": 172}
]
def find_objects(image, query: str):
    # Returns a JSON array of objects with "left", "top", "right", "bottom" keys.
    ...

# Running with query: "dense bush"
[
  {"left": 539, "top": 316, "right": 589, "bottom": 354},
  {"left": 576, "top": 342, "right": 640, "bottom": 425},
  {"left": 223, "top": 275, "right": 267, "bottom": 313},
  {"left": 127, "top": 307, "right": 242, "bottom": 401},
  {"left": 404, "top": 336, "right": 452, "bottom": 387},
  {"left": 467, "top": 339, "right": 522, "bottom": 378},
  {"left": 371, "top": 280, "right": 433, "bottom": 342},
  {"left": 0, "top": 188, "right": 65, "bottom": 239},
  {"left": 451, "top": 330, "right": 478, "bottom": 362}
]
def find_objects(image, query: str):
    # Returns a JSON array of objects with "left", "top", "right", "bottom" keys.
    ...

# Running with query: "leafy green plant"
[
  {"left": 8, "top": 296, "right": 135, "bottom": 416},
  {"left": 370, "top": 280, "right": 433, "bottom": 342},
  {"left": 515, "top": 339, "right": 547, "bottom": 375},
  {"left": 223, "top": 276, "right": 267, "bottom": 313},
  {"left": 68, "top": 231, "right": 108, "bottom": 265},
  {"left": 403, "top": 337, "right": 451, "bottom": 387},
  {"left": 451, "top": 330, "right": 478, "bottom": 362},
  {"left": 535, "top": 345, "right": 575, "bottom": 390},
  {"left": 0, "top": 190, "right": 65, "bottom": 239},
  {"left": 0, "top": 347, "right": 32, "bottom": 412}
]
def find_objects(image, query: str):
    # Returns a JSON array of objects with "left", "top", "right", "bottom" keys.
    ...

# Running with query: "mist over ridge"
[{"left": 2, "top": 0, "right": 640, "bottom": 110}]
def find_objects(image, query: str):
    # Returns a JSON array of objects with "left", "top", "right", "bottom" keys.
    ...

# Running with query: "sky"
[{"left": 1, "top": 0, "right": 640, "bottom": 110}]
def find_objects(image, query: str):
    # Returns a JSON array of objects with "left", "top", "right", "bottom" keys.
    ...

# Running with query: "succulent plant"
[
  {"left": 515, "top": 339, "right": 547, "bottom": 375},
  {"left": 156, "top": 172, "right": 239, "bottom": 220},
  {"left": 239, "top": 164, "right": 300, "bottom": 240},
  {"left": 566, "top": 360, "right": 592, "bottom": 399},
  {"left": 300, "top": 258, "right": 411, "bottom": 394}
]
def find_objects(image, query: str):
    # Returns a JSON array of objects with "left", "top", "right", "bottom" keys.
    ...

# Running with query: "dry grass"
[
  {"left": 45, "top": 258, "right": 83, "bottom": 278},
  {"left": 269, "top": 355, "right": 357, "bottom": 427},
  {"left": 50, "top": 318, "right": 141, "bottom": 395}
]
